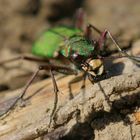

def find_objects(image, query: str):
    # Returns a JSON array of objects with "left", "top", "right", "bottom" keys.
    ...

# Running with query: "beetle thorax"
[{"left": 60, "top": 36, "right": 94, "bottom": 58}]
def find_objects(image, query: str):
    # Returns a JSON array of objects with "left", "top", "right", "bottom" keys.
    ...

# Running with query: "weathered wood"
[{"left": 0, "top": 57, "right": 140, "bottom": 140}]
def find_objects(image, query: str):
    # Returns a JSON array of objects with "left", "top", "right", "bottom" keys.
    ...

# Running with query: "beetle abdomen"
[{"left": 32, "top": 26, "right": 82, "bottom": 58}]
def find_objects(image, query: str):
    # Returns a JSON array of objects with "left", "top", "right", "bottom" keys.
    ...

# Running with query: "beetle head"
[{"left": 81, "top": 59, "right": 104, "bottom": 77}]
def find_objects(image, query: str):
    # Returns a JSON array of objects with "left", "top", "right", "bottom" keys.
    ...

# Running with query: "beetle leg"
[
  {"left": 84, "top": 24, "right": 93, "bottom": 40},
  {"left": 0, "top": 55, "right": 49, "bottom": 66},
  {"left": 0, "top": 65, "right": 50, "bottom": 117},
  {"left": 85, "top": 24, "right": 102, "bottom": 36},
  {"left": 68, "top": 72, "right": 85, "bottom": 99},
  {"left": 98, "top": 30, "right": 108, "bottom": 51},
  {"left": 84, "top": 24, "right": 108, "bottom": 51},
  {"left": 0, "top": 68, "right": 40, "bottom": 117},
  {"left": 36, "top": 64, "right": 77, "bottom": 126},
  {"left": 84, "top": 27, "right": 108, "bottom": 52},
  {"left": 49, "top": 69, "right": 59, "bottom": 126},
  {"left": 0, "top": 63, "right": 78, "bottom": 126},
  {"left": 84, "top": 24, "right": 103, "bottom": 45},
  {"left": 100, "top": 30, "right": 140, "bottom": 63},
  {"left": 75, "top": 8, "right": 85, "bottom": 30},
  {"left": 81, "top": 73, "right": 87, "bottom": 89}
]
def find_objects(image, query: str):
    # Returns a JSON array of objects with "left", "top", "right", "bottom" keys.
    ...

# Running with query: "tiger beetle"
[{"left": 0, "top": 9, "right": 140, "bottom": 124}]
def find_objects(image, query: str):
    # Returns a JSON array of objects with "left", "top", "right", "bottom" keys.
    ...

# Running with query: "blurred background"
[{"left": 0, "top": 0, "right": 140, "bottom": 90}]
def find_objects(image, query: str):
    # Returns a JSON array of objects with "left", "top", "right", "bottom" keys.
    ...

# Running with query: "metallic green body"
[{"left": 32, "top": 26, "right": 82, "bottom": 58}]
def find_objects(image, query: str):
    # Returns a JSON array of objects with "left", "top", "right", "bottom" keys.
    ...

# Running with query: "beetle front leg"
[{"left": 99, "top": 30, "right": 140, "bottom": 63}]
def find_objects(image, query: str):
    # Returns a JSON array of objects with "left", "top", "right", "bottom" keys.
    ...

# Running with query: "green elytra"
[{"left": 32, "top": 26, "right": 94, "bottom": 59}]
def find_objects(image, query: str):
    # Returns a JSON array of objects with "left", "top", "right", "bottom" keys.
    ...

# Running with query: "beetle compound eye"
[
  {"left": 71, "top": 52, "right": 81, "bottom": 61},
  {"left": 72, "top": 53, "right": 78, "bottom": 59},
  {"left": 71, "top": 53, "right": 86, "bottom": 65}
]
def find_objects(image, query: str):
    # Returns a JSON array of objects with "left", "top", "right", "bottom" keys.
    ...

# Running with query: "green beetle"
[
  {"left": 32, "top": 25, "right": 105, "bottom": 79},
  {"left": 0, "top": 10, "right": 140, "bottom": 127}
]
